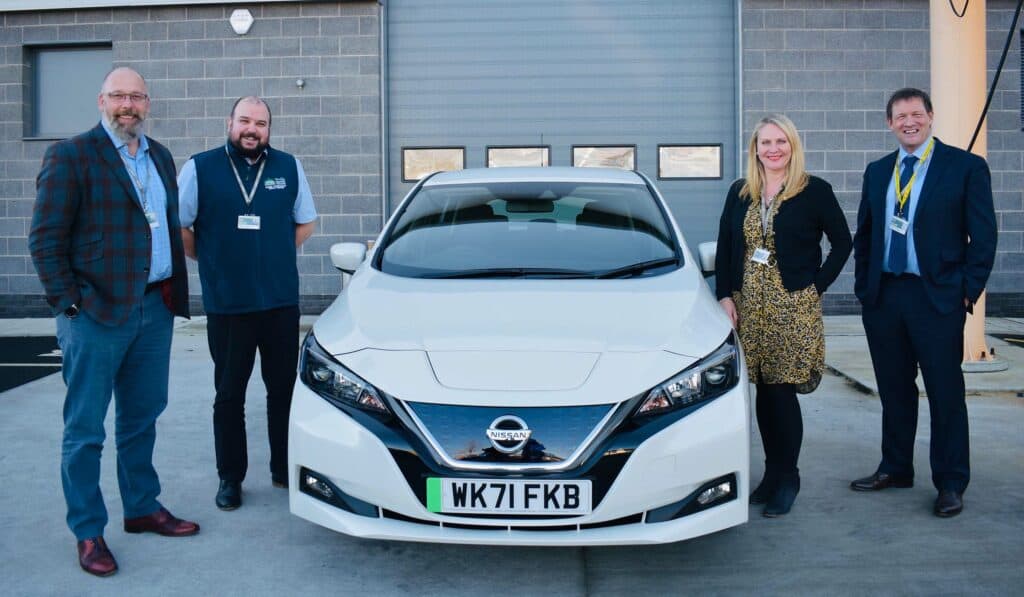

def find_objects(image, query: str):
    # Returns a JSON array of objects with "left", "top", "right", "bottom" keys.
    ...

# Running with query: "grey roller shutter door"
[{"left": 387, "top": 0, "right": 738, "bottom": 247}]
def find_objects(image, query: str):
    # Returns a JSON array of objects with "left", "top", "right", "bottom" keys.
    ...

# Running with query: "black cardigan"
[{"left": 715, "top": 175, "right": 852, "bottom": 300}]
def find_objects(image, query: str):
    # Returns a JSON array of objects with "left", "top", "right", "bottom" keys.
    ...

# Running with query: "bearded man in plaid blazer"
[{"left": 29, "top": 67, "right": 199, "bottom": 577}]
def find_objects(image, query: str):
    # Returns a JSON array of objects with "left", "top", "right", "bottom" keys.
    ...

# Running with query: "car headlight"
[
  {"left": 299, "top": 331, "right": 391, "bottom": 416},
  {"left": 634, "top": 334, "right": 739, "bottom": 418}
]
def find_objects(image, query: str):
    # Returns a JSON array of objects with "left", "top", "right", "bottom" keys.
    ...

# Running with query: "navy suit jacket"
[
  {"left": 853, "top": 138, "right": 997, "bottom": 315},
  {"left": 30, "top": 123, "right": 190, "bottom": 325}
]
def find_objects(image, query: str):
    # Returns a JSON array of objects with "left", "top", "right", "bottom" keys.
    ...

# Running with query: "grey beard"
[{"left": 106, "top": 112, "right": 142, "bottom": 143}]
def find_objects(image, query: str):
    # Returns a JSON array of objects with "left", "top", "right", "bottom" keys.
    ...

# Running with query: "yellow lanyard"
[{"left": 893, "top": 138, "right": 934, "bottom": 215}]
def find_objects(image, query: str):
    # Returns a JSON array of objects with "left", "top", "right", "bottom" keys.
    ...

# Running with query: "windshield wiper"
[
  {"left": 593, "top": 257, "right": 680, "bottom": 279},
  {"left": 421, "top": 267, "right": 593, "bottom": 279}
]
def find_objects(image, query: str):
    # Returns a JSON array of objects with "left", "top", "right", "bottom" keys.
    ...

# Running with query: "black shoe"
[
  {"left": 850, "top": 471, "right": 913, "bottom": 492},
  {"left": 934, "top": 490, "right": 963, "bottom": 518},
  {"left": 215, "top": 480, "right": 242, "bottom": 510},
  {"left": 763, "top": 474, "right": 800, "bottom": 518},
  {"left": 749, "top": 474, "right": 777, "bottom": 505},
  {"left": 271, "top": 476, "right": 289, "bottom": 489}
]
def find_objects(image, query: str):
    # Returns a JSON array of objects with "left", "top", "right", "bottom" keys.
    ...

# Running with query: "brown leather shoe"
[
  {"left": 124, "top": 507, "right": 200, "bottom": 537},
  {"left": 77, "top": 536, "right": 118, "bottom": 577},
  {"left": 850, "top": 472, "right": 914, "bottom": 492}
]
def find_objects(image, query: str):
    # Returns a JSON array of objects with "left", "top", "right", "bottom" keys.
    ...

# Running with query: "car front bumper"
[{"left": 288, "top": 379, "right": 749, "bottom": 546}]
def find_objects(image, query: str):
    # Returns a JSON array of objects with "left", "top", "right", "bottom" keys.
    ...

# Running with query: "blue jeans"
[{"left": 56, "top": 289, "right": 173, "bottom": 540}]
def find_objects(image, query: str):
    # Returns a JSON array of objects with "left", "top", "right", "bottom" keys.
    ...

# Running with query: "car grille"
[{"left": 399, "top": 401, "right": 616, "bottom": 469}]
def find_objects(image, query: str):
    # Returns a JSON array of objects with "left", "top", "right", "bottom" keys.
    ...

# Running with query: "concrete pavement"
[{"left": 0, "top": 315, "right": 1022, "bottom": 595}]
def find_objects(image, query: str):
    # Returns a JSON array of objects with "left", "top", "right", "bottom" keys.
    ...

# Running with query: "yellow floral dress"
[{"left": 732, "top": 198, "right": 824, "bottom": 393}]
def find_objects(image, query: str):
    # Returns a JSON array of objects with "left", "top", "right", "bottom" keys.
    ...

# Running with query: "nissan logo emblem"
[{"left": 486, "top": 415, "right": 532, "bottom": 454}]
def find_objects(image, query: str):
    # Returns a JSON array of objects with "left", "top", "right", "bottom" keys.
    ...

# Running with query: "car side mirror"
[
  {"left": 697, "top": 242, "right": 716, "bottom": 278},
  {"left": 330, "top": 242, "right": 367, "bottom": 274}
]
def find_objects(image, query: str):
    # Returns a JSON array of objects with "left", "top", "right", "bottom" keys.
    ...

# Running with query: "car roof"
[{"left": 423, "top": 167, "right": 645, "bottom": 186}]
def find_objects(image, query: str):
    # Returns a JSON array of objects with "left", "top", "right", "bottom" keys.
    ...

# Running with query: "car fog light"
[
  {"left": 304, "top": 473, "right": 335, "bottom": 500},
  {"left": 697, "top": 481, "right": 732, "bottom": 505},
  {"left": 299, "top": 467, "right": 380, "bottom": 518}
]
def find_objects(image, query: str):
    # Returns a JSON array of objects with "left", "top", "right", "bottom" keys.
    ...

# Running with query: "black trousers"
[
  {"left": 206, "top": 305, "right": 299, "bottom": 483},
  {"left": 755, "top": 382, "right": 802, "bottom": 478},
  {"left": 862, "top": 275, "right": 969, "bottom": 493}
]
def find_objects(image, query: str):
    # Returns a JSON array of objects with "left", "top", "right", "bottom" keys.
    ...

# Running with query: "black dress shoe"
[
  {"left": 934, "top": 490, "right": 963, "bottom": 518},
  {"left": 763, "top": 473, "right": 800, "bottom": 518},
  {"left": 849, "top": 472, "right": 913, "bottom": 492},
  {"left": 271, "top": 476, "right": 289, "bottom": 489},
  {"left": 749, "top": 474, "right": 777, "bottom": 505},
  {"left": 216, "top": 480, "right": 242, "bottom": 510}
]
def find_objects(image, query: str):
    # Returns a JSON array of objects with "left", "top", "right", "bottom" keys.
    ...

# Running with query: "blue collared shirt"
[
  {"left": 177, "top": 146, "right": 318, "bottom": 229},
  {"left": 882, "top": 136, "right": 934, "bottom": 276},
  {"left": 100, "top": 120, "right": 172, "bottom": 283}
]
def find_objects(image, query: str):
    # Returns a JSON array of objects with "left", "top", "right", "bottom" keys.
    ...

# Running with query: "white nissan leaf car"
[{"left": 289, "top": 167, "right": 749, "bottom": 545}]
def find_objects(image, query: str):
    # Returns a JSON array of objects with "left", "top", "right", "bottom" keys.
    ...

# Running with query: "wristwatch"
[{"left": 64, "top": 303, "right": 79, "bottom": 319}]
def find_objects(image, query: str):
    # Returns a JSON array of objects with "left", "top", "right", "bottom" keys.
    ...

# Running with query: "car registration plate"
[{"left": 426, "top": 477, "right": 592, "bottom": 515}]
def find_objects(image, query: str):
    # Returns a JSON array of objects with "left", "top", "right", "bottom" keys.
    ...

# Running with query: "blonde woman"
[{"left": 715, "top": 114, "right": 852, "bottom": 517}]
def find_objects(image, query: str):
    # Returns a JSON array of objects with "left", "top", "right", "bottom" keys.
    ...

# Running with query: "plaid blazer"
[{"left": 30, "top": 123, "right": 190, "bottom": 325}]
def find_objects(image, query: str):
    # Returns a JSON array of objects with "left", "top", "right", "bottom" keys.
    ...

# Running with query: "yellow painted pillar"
[{"left": 929, "top": 0, "right": 999, "bottom": 369}]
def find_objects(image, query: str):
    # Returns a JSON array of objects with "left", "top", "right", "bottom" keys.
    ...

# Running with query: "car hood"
[{"left": 311, "top": 265, "right": 733, "bottom": 405}]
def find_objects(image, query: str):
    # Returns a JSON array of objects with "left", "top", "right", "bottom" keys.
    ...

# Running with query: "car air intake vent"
[
  {"left": 579, "top": 513, "right": 644, "bottom": 529},
  {"left": 382, "top": 509, "right": 439, "bottom": 526},
  {"left": 380, "top": 509, "right": 645, "bottom": 532}
]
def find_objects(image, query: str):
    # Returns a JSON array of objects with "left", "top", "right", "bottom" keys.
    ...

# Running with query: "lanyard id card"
[
  {"left": 751, "top": 247, "right": 771, "bottom": 265},
  {"left": 145, "top": 211, "right": 160, "bottom": 229},
  {"left": 889, "top": 215, "right": 909, "bottom": 235},
  {"left": 238, "top": 215, "right": 261, "bottom": 230}
]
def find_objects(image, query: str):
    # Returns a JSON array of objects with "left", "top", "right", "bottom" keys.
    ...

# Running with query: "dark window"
[{"left": 25, "top": 44, "right": 112, "bottom": 138}]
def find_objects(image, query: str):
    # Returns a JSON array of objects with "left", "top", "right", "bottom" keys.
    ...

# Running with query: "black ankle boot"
[
  {"left": 749, "top": 472, "right": 777, "bottom": 505},
  {"left": 763, "top": 473, "right": 800, "bottom": 518}
]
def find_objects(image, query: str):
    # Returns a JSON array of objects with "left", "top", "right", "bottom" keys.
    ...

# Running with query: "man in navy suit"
[
  {"left": 850, "top": 88, "right": 997, "bottom": 518},
  {"left": 30, "top": 67, "right": 199, "bottom": 577}
]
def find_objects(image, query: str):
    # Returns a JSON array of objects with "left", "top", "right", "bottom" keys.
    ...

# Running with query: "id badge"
[
  {"left": 145, "top": 211, "right": 160, "bottom": 229},
  {"left": 889, "top": 215, "right": 909, "bottom": 235},
  {"left": 751, "top": 247, "right": 771, "bottom": 265},
  {"left": 238, "top": 215, "right": 261, "bottom": 230}
]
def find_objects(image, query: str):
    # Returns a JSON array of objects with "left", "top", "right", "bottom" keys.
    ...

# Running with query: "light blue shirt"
[
  {"left": 177, "top": 148, "right": 318, "bottom": 229},
  {"left": 100, "top": 119, "right": 172, "bottom": 283},
  {"left": 882, "top": 136, "right": 934, "bottom": 276}
]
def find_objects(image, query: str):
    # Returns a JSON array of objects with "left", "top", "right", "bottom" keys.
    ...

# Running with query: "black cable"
[
  {"left": 949, "top": 1, "right": 969, "bottom": 19},
  {"left": 967, "top": 0, "right": 1023, "bottom": 151}
]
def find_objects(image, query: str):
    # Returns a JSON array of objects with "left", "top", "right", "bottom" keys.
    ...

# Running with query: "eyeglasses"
[{"left": 106, "top": 92, "right": 149, "bottom": 104}]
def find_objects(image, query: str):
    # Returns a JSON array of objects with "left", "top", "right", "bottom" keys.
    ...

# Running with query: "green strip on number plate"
[{"left": 426, "top": 477, "right": 441, "bottom": 512}]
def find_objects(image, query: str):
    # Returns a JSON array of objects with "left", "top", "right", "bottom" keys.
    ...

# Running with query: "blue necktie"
[{"left": 887, "top": 155, "right": 919, "bottom": 275}]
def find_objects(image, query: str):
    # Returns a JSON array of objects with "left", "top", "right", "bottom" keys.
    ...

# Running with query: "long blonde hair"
[{"left": 740, "top": 114, "right": 809, "bottom": 203}]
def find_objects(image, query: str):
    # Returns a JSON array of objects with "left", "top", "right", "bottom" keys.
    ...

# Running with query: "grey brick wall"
[
  {"left": 0, "top": 2, "right": 380, "bottom": 314},
  {"left": 0, "top": 1, "right": 1020, "bottom": 316},
  {"left": 743, "top": 0, "right": 1023, "bottom": 312}
]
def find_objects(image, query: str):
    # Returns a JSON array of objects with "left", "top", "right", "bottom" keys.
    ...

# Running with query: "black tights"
[{"left": 755, "top": 382, "right": 803, "bottom": 477}]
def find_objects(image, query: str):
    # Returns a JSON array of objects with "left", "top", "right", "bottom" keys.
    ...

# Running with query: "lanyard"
[
  {"left": 118, "top": 151, "right": 151, "bottom": 212},
  {"left": 759, "top": 196, "right": 776, "bottom": 243},
  {"left": 893, "top": 137, "right": 934, "bottom": 215},
  {"left": 225, "top": 145, "right": 267, "bottom": 211}
]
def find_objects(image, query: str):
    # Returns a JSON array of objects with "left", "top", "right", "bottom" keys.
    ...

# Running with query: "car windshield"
[{"left": 378, "top": 181, "right": 680, "bottom": 279}]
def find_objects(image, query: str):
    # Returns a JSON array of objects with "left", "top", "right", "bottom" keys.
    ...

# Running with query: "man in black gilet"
[{"left": 178, "top": 96, "right": 317, "bottom": 510}]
